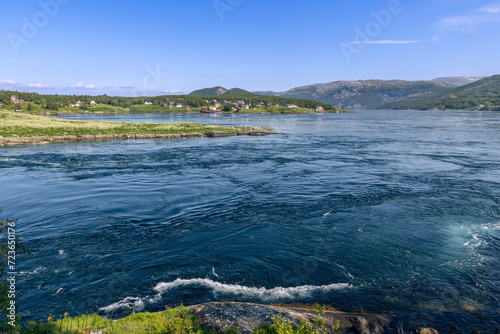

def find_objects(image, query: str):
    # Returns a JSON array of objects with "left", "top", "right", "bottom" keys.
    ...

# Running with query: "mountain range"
[
  {"left": 252, "top": 77, "right": 488, "bottom": 109},
  {"left": 189, "top": 76, "right": 499, "bottom": 110}
]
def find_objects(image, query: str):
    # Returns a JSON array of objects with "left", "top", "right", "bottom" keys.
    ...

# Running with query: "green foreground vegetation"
[
  {"left": 0, "top": 110, "right": 239, "bottom": 138},
  {"left": 16, "top": 305, "right": 340, "bottom": 334}
]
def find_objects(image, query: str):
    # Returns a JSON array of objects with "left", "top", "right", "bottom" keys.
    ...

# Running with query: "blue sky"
[{"left": 1, "top": 0, "right": 500, "bottom": 96}]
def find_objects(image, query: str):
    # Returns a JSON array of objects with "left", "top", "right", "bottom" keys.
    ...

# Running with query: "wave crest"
[{"left": 100, "top": 278, "right": 353, "bottom": 314}]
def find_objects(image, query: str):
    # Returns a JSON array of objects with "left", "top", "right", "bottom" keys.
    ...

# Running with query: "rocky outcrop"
[
  {"left": 189, "top": 302, "right": 392, "bottom": 334},
  {"left": 416, "top": 329, "right": 439, "bottom": 334}
]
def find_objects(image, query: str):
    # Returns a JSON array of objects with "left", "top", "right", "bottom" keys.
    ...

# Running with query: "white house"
[
  {"left": 90, "top": 100, "right": 96, "bottom": 105},
  {"left": 285, "top": 104, "right": 298, "bottom": 108},
  {"left": 144, "top": 101, "right": 153, "bottom": 105}
]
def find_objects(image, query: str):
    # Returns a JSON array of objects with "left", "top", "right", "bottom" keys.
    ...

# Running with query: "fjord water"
[{"left": 1, "top": 110, "right": 499, "bottom": 331}]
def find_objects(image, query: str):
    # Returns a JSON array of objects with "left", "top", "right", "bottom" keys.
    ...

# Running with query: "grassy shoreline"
[
  {"left": 2, "top": 102, "right": 349, "bottom": 115},
  {"left": 0, "top": 110, "right": 277, "bottom": 146}
]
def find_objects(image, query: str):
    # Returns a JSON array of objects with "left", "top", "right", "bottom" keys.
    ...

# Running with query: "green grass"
[
  {"left": 19, "top": 305, "right": 339, "bottom": 334},
  {"left": 0, "top": 109, "right": 239, "bottom": 138},
  {"left": 21, "top": 306, "right": 219, "bottom": 334}
]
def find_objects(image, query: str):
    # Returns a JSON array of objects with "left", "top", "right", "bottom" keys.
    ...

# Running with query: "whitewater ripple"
[{"left": 100, "top": 278, "right": 353, "bottom": 313}]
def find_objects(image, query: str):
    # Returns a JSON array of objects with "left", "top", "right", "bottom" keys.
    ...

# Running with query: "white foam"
[
  {"left": 20, "top": 266, "right": 45, "bottom": 275},
  {"left": 99, "top": 297, "right": 145, "bottom": 313},
  {"left": 100, "top": 278, "right": 353, "bottom": 314},
  {"left": 153, "top": 278, "right": 352, "bottom": 300},
  {"left": 212, "top": 267, "right": 220, "bottom": 278}
]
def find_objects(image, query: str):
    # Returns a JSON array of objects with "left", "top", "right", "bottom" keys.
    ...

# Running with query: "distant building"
[
  {"left": 316, "top": 107, "right": 324, "bottom": 113},
  {"left": 90, "top": 100, "right": 96, "bottom": 105},
  {"left": 144, "top": 101, "right": 153, "bottom": 105},
  {"left": 285, "top": 104, "right": 298, "bottom": 108},
  {"left": 10, "top": 95, "right": 24, "bottom": 104},
  {"left": 176, "top": 104, "right": 183, "bottom": 108}
]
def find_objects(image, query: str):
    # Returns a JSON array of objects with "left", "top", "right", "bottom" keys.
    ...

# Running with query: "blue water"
[{"left": 1, "top": 110, "right": 499, "bottom": 332}]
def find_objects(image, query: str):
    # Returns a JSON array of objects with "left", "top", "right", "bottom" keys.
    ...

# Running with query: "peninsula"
[{"left": 0, "top": 110, "right": 278, "bottom": 147}]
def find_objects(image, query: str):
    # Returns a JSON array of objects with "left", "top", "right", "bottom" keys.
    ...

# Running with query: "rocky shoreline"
[
  {"left": 189, "top": 302, "right": 392, "bottom": 334},
  {"left": 0, "top": 127, "right": 281, "bottom": 147},
  {"left": 188, "top": 302, "right": 441, "bottom": 334}
]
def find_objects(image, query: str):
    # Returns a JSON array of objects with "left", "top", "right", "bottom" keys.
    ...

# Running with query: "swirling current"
[{"left": 0, "top": 110, "right": 499, "bottom": 332}]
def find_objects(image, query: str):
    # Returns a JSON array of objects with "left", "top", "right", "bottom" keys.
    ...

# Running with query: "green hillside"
[
  {"left": 274, "top": 80, "right": 455, "bottom": 109},
  {"left": 0, "top": 90, "right": 335, "bottom": 112},
  {"left": 189, "top": 87, "right": 253, "bottom": 96},
  {"left": 388, "top": 75, "right": 500, "bottom": 110}
]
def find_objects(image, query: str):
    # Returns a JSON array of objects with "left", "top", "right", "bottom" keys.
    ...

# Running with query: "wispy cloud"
[
  {"left": 70, "top": 83, "right": 96, "bottom": 89},
  {"left": 349, "top": 40, "right": 425, "bottom": 45},
  {"left": 478, "top": 2, "right": 500, "bottom": 13},
  {"left": 164, "top": 89, "right": 183, "bottom": 94},
  {"left": 28, "top": 83, "right": 52, "bottom": 88},
  {"left": 439, "top": 1, "right": 500, "bottom": 31},
  {"left": 0, "top": 80, "right": 18, "bottom": 85}
]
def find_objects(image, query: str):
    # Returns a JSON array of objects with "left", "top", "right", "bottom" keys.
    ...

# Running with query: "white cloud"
[
  {"left": 164, "top": 89, "right": 183, "bottom": 94},
  {"left": 349, "top": 40, "right": 425, "bottom": 45},
  {"left": 27, "top": 83, "right": 52, "bottom": 88},
  {"left": 70, "top": 83, "right": 96, "bottom": 89},
  {"left": 478, "top": 3, "right": 500, "bottom": 13},
  {"left": 0, "top": 80, "right": 18, "bottom": 85},
  {"left": 439, "top": 2, "right": 500, "bottom": 31}
]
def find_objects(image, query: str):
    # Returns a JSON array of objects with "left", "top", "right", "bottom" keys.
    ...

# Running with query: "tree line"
[{"left": 0, "top": 91, "right": 335, "bottom": 110}]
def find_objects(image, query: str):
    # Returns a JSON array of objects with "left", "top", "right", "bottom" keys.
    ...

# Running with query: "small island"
[{"left": 0, "top": 110, "right": 279, "bottom": 147}]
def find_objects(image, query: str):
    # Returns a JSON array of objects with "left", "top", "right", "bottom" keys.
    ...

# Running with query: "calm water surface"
[{"left": 0, "top": 110, "right": 499, "bottom": 332}]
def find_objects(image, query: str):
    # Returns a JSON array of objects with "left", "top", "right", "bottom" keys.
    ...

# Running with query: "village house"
[
  {"left": 10, "top": 95, "right": 25, "bottom": 104},
  {"left": 70, "top": 101, "right": 84, "bottom": 107},
  {"left": 144, "top": 101, "right": 153, "bottom": 105},
  {"left": 316, "top": 106, "right": 324, "bottom": 113},
  {"left": 90, "top": 100, "right": 96, "bottom": 105},
  {"left": 285, "top": 104, "right": 298, "bottom": 108}
]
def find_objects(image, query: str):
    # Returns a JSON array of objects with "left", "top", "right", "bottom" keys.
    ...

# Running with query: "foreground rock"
[
  {"left": 189, "top": 302, "right": 392, "bottom": 334},
  {"left": 0, "top": 127, "right": 282, "bottom": 147}
]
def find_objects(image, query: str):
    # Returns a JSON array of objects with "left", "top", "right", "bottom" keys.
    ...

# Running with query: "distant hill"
[
  {"left": 256, "top": 80, "right": 455, "bottom": 110},
  {"left": 252, "top": 91, "right": 277, "bottom": 96},
  {"left": 389, "top": 75, "right": 500, "bottom": 110},
  {"left": 432, "top": 76, "right": 485, "bottom": 86},
  {"left": 189, "top": 87, "right": 253, "bottom": 96}
]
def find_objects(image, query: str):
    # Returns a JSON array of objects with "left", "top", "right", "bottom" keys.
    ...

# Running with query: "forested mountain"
[
  {"left": 253, "top": 80, "right": 455, "bottom": 109},
  {"left": 388, "top": 75, "right": 500, "bottom": 110},
  {"left": 189, "top": 87, "right": 253, "bottom": 96}
]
